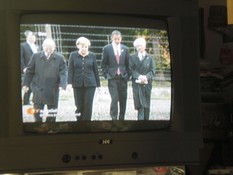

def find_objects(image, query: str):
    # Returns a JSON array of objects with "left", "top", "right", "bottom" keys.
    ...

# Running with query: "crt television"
[{"left": 0, "top": 0, "right": 202, "bottom": 173}]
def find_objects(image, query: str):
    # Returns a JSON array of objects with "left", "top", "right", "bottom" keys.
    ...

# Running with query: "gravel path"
[{"left": 22, "top": 85, "right": 171, "bottom": 122}]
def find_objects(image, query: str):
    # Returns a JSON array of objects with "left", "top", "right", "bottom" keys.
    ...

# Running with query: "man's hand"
[
  {"left": 23, "top": 68, "right": 27, "bottom": 73},
  {"left": 59, "top": 87, "right": 64, "bottom": 90},
  {"left": 22, "top": 86, "right": 29, "bottom": 93},
  {"left": 138, "top": 75, "right": 148, "bottom": 84},
  {"left": 66, "top": 84, "right": 73, "bottom": 91}
]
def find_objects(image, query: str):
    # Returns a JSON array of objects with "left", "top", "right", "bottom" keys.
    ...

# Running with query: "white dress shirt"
[
  {"left": 112, "top": 42, "right": 121, "bottom": 56},
  {"left": 138, "top": 51, "right": 146, "bottom": 61},
  {"left": 27, "top": 41, "right": 38, "bottom": 53}
]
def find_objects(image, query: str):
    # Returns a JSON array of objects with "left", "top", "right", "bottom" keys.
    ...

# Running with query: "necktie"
[
  {"left": 116, "top": 49, "right": 121, "bottom": 75},
  {"left": 116, "top": 49, "right": 120, "bottom": 64}
]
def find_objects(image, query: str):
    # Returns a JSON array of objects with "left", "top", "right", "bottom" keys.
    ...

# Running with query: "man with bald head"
[{"left": 22, "top": 38, "right": 67, "bottom": 122}]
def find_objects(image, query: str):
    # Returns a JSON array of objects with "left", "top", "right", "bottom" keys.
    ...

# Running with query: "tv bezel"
[{"left": 0, "top": 0, "right": 202, "bottom": 173}]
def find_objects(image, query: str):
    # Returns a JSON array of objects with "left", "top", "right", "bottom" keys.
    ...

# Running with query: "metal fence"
[{"left": 20, "top": 24, "right": 171, "bottom": 82}]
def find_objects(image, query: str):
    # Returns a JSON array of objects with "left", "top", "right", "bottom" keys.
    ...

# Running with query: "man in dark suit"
[
  {"left": 22, "top": 38, "right": 67, "bottom": 122},
  {"left": 101, "top": 30, "right": 130, "bottom": 120},
  {"left": 21, "top": 30, "right": 39, "bottom": 105}
]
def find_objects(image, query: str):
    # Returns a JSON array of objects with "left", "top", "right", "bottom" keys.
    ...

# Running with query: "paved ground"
[{"left": 22, "top": 84, "right": 171, "bottom": 123}]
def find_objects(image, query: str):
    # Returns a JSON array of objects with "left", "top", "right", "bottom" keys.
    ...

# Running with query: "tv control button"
[
  {"left": 82, "top": 155, "right": 87, "bottom": 160},
  {"left": 75, "top": 155, "right": 80, "bottom": 161},
  {"left": 132, "top": 152, "right": 138, "bottom": 159},
  {"left": 98, "top": 154, "right": 103, "bottom": 160},
  {"left": 62, "top": 154, "right": 71, "bottom": 163},
  {"left": 91, "top": 154, "right": 97, "bottom": 160}
]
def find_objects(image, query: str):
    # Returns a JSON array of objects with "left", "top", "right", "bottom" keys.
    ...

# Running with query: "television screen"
[{"left": 20, "top": 14, "right": 172, "bottom": 134}]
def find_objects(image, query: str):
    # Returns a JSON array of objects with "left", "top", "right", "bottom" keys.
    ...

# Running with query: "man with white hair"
[
  {"left": 22, "top": 38, "right": 67, "bottom": 122},
  {"left": 129, "top": 37, "right": 156, "bottom": 120}
]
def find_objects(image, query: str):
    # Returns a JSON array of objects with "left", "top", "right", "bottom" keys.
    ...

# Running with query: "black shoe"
[
  {"left": 111, "top": 116, "right": 117, "bottom": 120},
  {"left": 34, "top": 110, "right": 42, "bottom": 122},
  {"left": 34, "top": 116, "right": 42, "bottom": 122},
  {"left": 119, "top": 115, "right": 125, "bottom": 120},
  {"left": 46, "top": 117, "right": 56, "bottom": 122},
  {"left": 75, "top": 112, "right": 81, "bottom": 121}
]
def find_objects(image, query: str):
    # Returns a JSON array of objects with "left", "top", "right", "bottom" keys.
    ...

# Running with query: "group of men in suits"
[
  {"left": 21, "top": 30, "right": 131, "bottom": 121},
  {"left": 21, "top": 29, "right": 154, "bottom": 122},
  {"left": 102, "top": 31, "right": 155, "bottom": 121}
]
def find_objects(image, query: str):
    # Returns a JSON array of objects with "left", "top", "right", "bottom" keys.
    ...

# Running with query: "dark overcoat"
[
  {"left": 23, "top": 51, "right": 67, "bottom": 106},
  {"left": 129, "top": 53, "right": 156, "bottom": 109}
]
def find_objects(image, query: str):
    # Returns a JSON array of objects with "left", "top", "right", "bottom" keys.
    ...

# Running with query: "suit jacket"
[
  {"left": 68, "top": 51, "right": 100, "bottom": 87},
  {"left": 101, "top": 43, "right": 130, "bottom": 80},
  {"left": 20, "top": 42, "right": 38, "bottom": 73}
]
